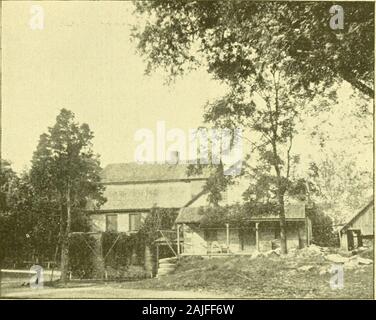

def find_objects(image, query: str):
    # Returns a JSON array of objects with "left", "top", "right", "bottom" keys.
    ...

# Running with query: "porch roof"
[{"left": 175, "top": 203, "right": 306, "bottom": 224}]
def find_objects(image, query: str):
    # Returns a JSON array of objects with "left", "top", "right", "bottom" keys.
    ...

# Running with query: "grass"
[{"left": 121, "top": 248, "right": 374, "bottom": 299}]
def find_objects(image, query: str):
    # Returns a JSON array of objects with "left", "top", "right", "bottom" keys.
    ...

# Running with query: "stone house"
[
  {"left": 86, "top": 162, "right": 211, "bottom": 233},
  {"left": 87, "top": 162, "right": 312, "bottom": 256}
]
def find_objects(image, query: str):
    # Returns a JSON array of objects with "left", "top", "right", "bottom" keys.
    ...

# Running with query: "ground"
[
  {"left": 1, "top": 246, "right": 373, "bottom": 299},
  {"left": 121, "top": 246, "right": 374, "bottom": 299}
]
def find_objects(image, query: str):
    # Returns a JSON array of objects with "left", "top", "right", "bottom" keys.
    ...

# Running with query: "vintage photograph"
[{"left": 0, "top": 1, "right": 374, "bottom": 300}]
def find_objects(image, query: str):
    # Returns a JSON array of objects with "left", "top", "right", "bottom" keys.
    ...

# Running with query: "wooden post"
[
  {"left": 181, "top": 224, "right": 184, "bottom": 253},
  {"left": 226, "top": 223, "right": 230, "bottom": 250},
  {"left": 255, "top": 222, "right": 260, "bottom": 251},
  {"left": 306, "top": 217, "right": 311, "bottom": 246},
  {"left": 177, "top": 224, "right": 180, "bottom": 256}
]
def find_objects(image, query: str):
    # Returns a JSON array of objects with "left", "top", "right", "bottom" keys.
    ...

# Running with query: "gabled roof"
[
  {"left": 339, "top": 196, "right": 374, "bottom": 233},
  {"left": 100, "top": 163, "right": 211, "bottom": 184}
]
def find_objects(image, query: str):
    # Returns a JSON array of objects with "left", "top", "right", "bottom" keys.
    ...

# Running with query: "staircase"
[{"left": 156, "top": 257, "right": 177, "bottom": 278}]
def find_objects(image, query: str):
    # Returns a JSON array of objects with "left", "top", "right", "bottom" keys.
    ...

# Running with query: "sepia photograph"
[{"left": 0, "top": 0, "right": 374, "bottom": 303}]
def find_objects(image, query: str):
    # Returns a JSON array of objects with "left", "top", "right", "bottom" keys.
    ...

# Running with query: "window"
[
  {"left": 106, "top": 214, "right": 118, "bottom": 232},
  {"left": 129, "top": 213, "right": 141, "bottom": 232}
]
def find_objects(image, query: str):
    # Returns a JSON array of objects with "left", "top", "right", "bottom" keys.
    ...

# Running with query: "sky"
[
  {"left": 1, "top": 1, "right": 226, "bottom": 172},
  {"left": 1, "top": 1, "right": 372, "bottom": 176}
]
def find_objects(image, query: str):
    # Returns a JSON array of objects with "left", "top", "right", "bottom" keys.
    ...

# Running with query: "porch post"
[
  {"left": 226, "top": 223, "right": 230, "bottom": 250},
  {"left": 177, "top": 224, "right": 180, "bottom": 256},
  {"left": 255, "top": 222, "right": 260, "bottom": 251}
]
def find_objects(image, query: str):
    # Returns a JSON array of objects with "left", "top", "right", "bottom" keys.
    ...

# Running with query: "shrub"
[
  {"left": 68, "top": 233, "right": 97, "bottom": 279},
  {"left": 307, "top": 205, "right": 339, "bottom": 247},
  {"left": 102, "top": 232, "right": 143, "bottom": 268}
]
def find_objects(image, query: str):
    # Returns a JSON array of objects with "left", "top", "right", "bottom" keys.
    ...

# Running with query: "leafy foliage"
[
  {"left": 29, "top": 109, "right": 106, "bottom": 280},
  {"left": 102, "top": 232, "right": 143, "bottom": 268},
  {"left": 138, "top": 207, "right": 179, "bottom": 245},
  {"left": 30, "top": 109, "right": 106, "bottom": 209},
  {"left": 307, "top": 205, "right": 339, "bottom": 247},
  {"left": 132, "top": 1, "right": 373, "bottom": 253},
  {"left": 133, "top": 1, "right": 373, "bottom": 97},
  {"left": 198, "top": 202, "right": 280, "bottom": 227},
  {"left": 69, "top": 233, "right": 98, "bottom": 279}
]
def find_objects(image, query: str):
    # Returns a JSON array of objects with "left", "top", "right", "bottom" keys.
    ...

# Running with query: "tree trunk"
[
  {"left": 271, "top": 137, "right": 288, "bottom": 254},
  {"left": 269, "top": 76, "right": 288, "bottom": 255},
  {"left": 278, "top": 194, "right": 288, "bottom": 254},
  {"left": 144, "top": 244, "right": 153, "bottom": 277},
  {"left": 340, "top": 72, "right": 374, "bottom": 98},
  {"left": 60, "top": 237, "right": 69, "bottom": 283},
  {"left": 60, "top": 185, "right": 71, "bottom": 283}
]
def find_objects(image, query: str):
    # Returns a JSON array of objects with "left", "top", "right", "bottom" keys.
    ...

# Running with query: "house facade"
[
  {"left": 87, "top": 162, "right": 312, "bottom": 256},
  {"left": 86, "top": 163, "right": 210, "bottom": 233}
]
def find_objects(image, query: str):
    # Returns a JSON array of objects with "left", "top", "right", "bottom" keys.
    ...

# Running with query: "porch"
[{"left": 174, "top": 206, "right": 311, "bottom": 256}]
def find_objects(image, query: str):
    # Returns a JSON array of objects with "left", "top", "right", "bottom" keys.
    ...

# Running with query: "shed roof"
[
  {"left": 175, "top": 202, "right": 306, "bottom": 224},
  {"left": 339, "top": 196, "right": 374, "bottom": 233}
]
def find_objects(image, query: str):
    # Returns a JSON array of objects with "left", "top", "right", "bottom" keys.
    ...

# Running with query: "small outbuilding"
[{"left": 339, "top": 197, "right": 374, "bottom": 251}]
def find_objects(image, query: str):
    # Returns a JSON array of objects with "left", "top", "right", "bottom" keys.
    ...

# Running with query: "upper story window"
[
  {"left": 129, "top": 213, "right": 141, "bottom": 232},
  {"left": 106, "top": 214, "right": 118, "bottom": 232}
]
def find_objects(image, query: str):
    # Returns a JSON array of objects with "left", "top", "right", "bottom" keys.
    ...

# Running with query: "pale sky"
[
  {"left": 2, "top": 1, "right": 226, "bottom": 172},
  {"left": 2, "top": 1, "right": 372, "bottom": 176}
]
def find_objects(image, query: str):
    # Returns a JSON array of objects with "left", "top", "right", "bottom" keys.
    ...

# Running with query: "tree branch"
[{"left": 341, "top": 73, "right": 374, "bottom": 98}]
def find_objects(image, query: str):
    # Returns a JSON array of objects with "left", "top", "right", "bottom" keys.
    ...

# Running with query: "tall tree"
[
  {"left": 204, "top": 62, "right": 310, "bottom": 253},
  {"left": 30, "top": 109, "right": 105, "bottom": 282},
  {"left": 133, "top": 1, "right": 360, "bottom": 253}
]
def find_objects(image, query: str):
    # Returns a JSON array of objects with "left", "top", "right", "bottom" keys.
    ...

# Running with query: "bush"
[
  {"left": 69, "top": 233, "right": 97, "bottom": 279},
  {"left": 68, "top": 232, "right": 149, "bottom": 279},
  {"left": 307, "top": 205, "right": 339, "bottom": 247},
  {"left": 102, "top": 232, "right": 143, "bottom": 268}
]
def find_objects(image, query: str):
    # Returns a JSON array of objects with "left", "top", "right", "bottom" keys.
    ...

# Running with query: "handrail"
[{"left": 158, "top": 230, "right": 177, "bottom": 257}]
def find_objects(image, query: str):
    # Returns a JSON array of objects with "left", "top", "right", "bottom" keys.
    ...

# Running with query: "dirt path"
[{"left": 1, "top": 285, "right": 233, "bottom": 299}]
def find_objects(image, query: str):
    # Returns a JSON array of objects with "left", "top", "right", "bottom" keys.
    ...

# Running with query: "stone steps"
[{"left": 156, "top": 257, "right": 177, "bottom": 278}]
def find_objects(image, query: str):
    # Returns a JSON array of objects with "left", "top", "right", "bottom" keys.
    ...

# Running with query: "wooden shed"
[{"left": 339, "top": 197, "right": 374, "bottom": 251}]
